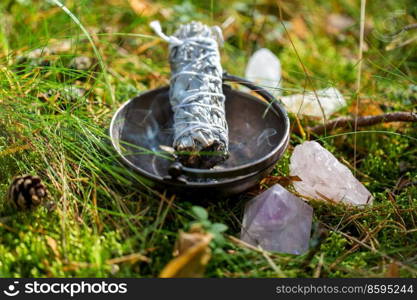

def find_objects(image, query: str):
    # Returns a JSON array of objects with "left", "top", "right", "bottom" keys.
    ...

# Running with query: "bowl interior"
[{"left": 111, "top": 86, "right": 288, "bottom": 182}]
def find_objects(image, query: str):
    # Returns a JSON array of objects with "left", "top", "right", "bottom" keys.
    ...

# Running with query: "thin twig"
[
  {"left": 107, "top": 252, "right": 150, "bottom": 264},
  {"left": 62, "top": 252, "right": 149, "bottom": 272},
  {"left": 354, "top": 0, "right": 367, "bottom": 174},
  {"left": 277, "top": 4, "right": 327, "bottom": 124},
  {"left": 261, "top": 249, "right": 286, "bottom": 277},
  {"left": 403, "top": 181, "right": 417, "bottom": 188},
  {"left": 398, "top": 181, "right": 417, "bottom": 191},
  {"left": 356, "top": 0, "right": 366, "bottom": 93},
  {"left": 320, "top": 222, "right": 417, "bottom": 274},
  {"left": 227, "top": 235, "right": 286, "bottom": 277},
  {"left": 309, "top": 112, "right": 417, "bottom": 135},
  {"left": 51, "top": 0, "right": 115, "bottom": 104},
  {"left": 227, "top": 235, "right": 264, "bottom": 253},
  {"left": 390, "top": 23, "right": 417, "bottom": 37}
]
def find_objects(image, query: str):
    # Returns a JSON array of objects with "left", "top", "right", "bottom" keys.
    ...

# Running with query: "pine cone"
[{"left": 7, "top": 175, "right": 48, "bottom": 210}]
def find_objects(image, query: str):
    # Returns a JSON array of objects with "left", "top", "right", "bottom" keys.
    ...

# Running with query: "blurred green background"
[{"left": 0, "top": 0, "right": 416, "bottom": 277}]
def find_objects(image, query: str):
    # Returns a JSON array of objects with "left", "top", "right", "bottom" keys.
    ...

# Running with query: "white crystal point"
[
  {"left": 281, "top": 87, "right": 346, "bottom": 119},
  {"left": 241, "top": 184, "right": 313, "bottom": 255},
  {"left": 245, "top": 48, "right": 281, "bottom": 96},
  {"left": 290, "top": 141, "right": 373, "bottom": 206}
]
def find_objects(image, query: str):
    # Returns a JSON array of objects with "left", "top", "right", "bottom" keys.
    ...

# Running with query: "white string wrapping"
[{"left": 150, "top": 21, "right": 229, "bottom": 168}]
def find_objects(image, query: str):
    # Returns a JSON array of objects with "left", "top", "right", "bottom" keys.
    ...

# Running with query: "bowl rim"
[{"left": 110, "top": 84, "right": 290, "bottom": 187}]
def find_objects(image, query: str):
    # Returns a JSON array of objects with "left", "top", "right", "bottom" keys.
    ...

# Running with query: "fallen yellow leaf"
[
  {"left": 45, "top": 236, "right": 60, "bottom": 259},
  {"left": 291, "top": 16, "right": 308, "bottom": 40},
  {"left": 159, "top": 226, "right": 212, "bottom": 278},
  {"left": 128, "top": 0, "right": 159, "bottom": 17}
]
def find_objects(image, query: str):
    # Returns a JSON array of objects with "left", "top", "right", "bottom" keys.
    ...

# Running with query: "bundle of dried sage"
[{"left": 151, "top": 21, "right": 229, "bottom": 169}]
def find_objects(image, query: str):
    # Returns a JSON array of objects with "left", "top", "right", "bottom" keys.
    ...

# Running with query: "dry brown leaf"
[
  {"left": 348, "top": 99, "right": 384, "bottom": 116},
  {"left": 32, "top": 8, "right": 61, "bottom": 23},
  {"left": 0, "top": 144, "right": 31, "bottom": 157},
  {"left": 106, "top": 253, "right": 150, "bottom": 264},
  {"left": 347, "top": 99, "right": 405, "bottom": 129},
  {"left": 134, "top": 39, "right": 161, "bottom": 55},
  {"left": 159, "top": 226, "right": 212, "bottom": 278},
  {"left": 291, "top": 16, "right": 308, "bottom": 40},
  {"left": 260, "top": 175, "right": 302, "bottom": 187},
  {"left": 385, "top": 262, "right": 400, "bottom": 277},
  {"left": 46, "top": 236, "right": 60, "bottom": 259},
  {"left": 128, "top": 0, "right": 159, "bottom": 17}
]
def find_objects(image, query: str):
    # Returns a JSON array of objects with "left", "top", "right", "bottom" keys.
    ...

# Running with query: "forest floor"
[{"left": 0, "top": 0, "right": 416, "bottom": 277}]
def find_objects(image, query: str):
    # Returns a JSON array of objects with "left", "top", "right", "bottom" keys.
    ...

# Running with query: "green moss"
[{"left": 0, "top": 0, "right": 416, "bottom": 278}]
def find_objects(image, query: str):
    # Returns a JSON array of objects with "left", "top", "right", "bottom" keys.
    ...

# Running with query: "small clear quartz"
[
  {"left": 245, "top": 48, "right": 281, "bottom": 97},
  {"left": 281, "top": 87, "right": 346, "bottom": 119}
]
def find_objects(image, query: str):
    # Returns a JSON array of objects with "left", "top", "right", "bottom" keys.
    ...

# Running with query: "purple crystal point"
[{"left": 241, "top": 184, "right": 313, "bottom": 255}]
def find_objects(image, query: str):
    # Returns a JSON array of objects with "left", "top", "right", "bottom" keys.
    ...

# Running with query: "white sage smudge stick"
[{"left": 150, "top": 21, "right": 229, "bottom": 169}]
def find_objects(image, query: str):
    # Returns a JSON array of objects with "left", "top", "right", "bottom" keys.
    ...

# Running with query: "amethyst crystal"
[{"left": 241, "top": 184, "right": 313, "bottom": 255}]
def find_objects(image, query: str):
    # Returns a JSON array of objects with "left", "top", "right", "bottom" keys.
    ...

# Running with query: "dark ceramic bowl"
[{"left": 110, "top": 74, "right": 290, "bottom": 197}]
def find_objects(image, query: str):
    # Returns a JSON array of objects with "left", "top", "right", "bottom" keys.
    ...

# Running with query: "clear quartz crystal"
[
  {"left": 241, "top": 184, "right": 313, "bottom": 255},
  {"left": 245, "top": 48, "right": 281, "bottom": 96},
  {"left": 281, "top": 87, "right": 346, "bottom": 119},
  {"left": 290, "top": 141, "right": 373, "bottom": 205}
]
